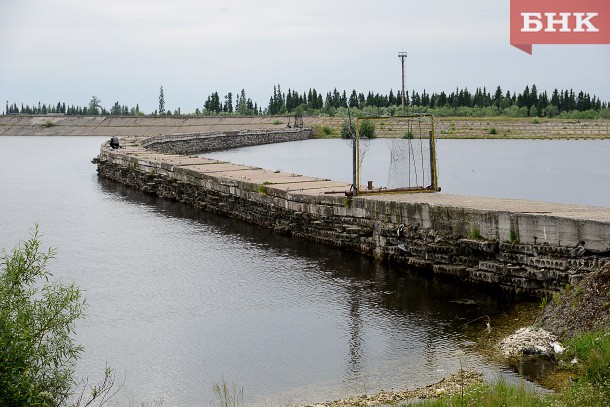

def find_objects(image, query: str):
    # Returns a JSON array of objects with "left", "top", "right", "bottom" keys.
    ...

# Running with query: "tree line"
[
  {"left": 265, "top": 84, "right": 608, "bottom": 119},
  {"left": 4, "top": 84, "right": 609, "bottom": 119}
]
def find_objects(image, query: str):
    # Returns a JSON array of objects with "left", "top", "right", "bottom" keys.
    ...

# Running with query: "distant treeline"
[
  {"left": 4, "top": 99, "right": 141, "bottom": 117},
  {"left": 4, "top": 84, "right": 610, "bottom": 119}
]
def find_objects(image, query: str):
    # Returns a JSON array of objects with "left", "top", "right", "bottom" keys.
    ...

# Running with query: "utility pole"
[{"left": 398, "top": 52, "right": 408, "bottom": 114}]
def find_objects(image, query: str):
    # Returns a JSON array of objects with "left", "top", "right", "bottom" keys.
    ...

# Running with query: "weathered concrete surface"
[
  {"left": 2, "top": 115, "right": 609, "bottom": 139},
  {"left": 94, "top": 131, "right": 610, "bottom": 297}
]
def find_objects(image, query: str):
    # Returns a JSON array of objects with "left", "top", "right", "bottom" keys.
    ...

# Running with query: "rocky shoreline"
[{"left": 301, "top": 370, "right": 483, "bottom": 407}]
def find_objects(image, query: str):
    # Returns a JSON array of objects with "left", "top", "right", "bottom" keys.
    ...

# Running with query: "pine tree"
[{"left": 158, "top": 86, "right": 165, "bottom": 115}]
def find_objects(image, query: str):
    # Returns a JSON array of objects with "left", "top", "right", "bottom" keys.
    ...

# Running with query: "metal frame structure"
[{"left": 353, "top": 113, "right": 439, "bottom": 196}]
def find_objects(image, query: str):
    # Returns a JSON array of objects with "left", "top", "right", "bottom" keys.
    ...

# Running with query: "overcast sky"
[{"left": 1, "top": 0, "right": 609, "bottom": 113}]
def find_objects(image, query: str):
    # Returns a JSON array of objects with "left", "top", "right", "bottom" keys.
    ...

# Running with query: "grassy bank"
[
  {"left": 415, "top": 329, "right": 610, "bottom": 406},
  {"left": 414, "top": 264, "right": 610, "bottom": 406}
]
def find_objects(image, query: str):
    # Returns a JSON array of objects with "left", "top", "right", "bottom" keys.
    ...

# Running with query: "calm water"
[
  {"left": 205, "top": 138, "right": 610, "bottom": 207},
  {"left": 1, "top": 136, "right": 602, "bottom": 406}
]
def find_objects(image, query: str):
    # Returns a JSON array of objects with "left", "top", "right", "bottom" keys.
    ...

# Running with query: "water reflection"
[
  {"left": 0, "top": 137, "right": 540, "bottom": 406},
  {"left": 97, "top": 178, "right": 531, "bottom": 405}
]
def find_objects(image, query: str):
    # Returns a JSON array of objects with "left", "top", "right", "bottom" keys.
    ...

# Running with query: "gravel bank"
[{"left": 301, "top": 370, "right": 483, "bottom": 407}]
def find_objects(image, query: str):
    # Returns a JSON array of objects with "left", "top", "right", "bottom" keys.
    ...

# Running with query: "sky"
[{"left": 1, "top": 0, "right": 609, "bottom": 114}]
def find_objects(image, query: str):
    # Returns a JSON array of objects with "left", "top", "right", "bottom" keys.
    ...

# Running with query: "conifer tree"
[{"left": 158, "top": 86, "right": 165, "bottom": 115}]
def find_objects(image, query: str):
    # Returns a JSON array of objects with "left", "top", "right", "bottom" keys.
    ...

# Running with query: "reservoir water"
[
  {"left": 0, "top": 136, "right": 608, "bottom": 406},
  {"left": 204, "top": 138, "right": 610, "bottom": 207}
]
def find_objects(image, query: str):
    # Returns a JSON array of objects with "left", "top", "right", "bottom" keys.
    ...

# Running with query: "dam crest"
[{"left": 94, "top": 128, "right": 610, "bottom": 297}]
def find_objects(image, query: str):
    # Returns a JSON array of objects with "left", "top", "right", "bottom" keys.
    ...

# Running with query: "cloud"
[{"left": 1, "top": 0, "right": 608, "bottom": 112}]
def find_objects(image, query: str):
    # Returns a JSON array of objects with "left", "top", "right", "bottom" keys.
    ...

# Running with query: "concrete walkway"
[{"left": 116, "top": 136, "right": 610, "bottom": 224}]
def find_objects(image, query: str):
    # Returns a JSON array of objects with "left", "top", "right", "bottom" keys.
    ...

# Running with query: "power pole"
[{"left": 398, "top": 52, "right": 408, "bottom": 114}]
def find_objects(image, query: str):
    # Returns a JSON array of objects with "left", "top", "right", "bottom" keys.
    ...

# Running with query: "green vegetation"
[
  {"left": 489, "top": 127, "right": 498, "bottom": 135},
  {"left": 88, "top": 96, "right": 102, "bottom": 115},
  {"left": 509, "top": 228, "right": 518, "bottom": 243},
  {"left": 158, "top": 86, "right": 165, "bottom": 115},
  {"left": 469, "top": 225, "right": 481, "bottom": 240},
  {"left": 565, "top": 329, "right": 610, "bottom": 382},
  {"left": 0, "top": 227, "right": 85, "bottom": 405},
  {"left": 271, "top": 119, "right": 282, "bottom": 125},
  {"left": 4, "top": 83, "right": 608, "bottom": 118},
  {"left": 311, "top": 124, "right": 337, "bottom": 138},
  {"left": 341, "top": 119, "right": 376, "bottom": 139},
  {"left": 403, "top": 130, "right": 414, "bottom": 139},
  {"left": 539, "top": 296, "right": 548, "bottom": 309},
  {"left": 414, "top": 378, "right": 545, "bottom": 406},
  {"left": 412, "top": 328, "right": 610, "bottom": 406},
  {"left": 1, "top": 227, "right": 121, "bottom": 406},
  {"left": 358, "top": 119, "right": 376, "bottom": 139},
  {"left": 257, "top": 184, "right": 268, "bottom": 194},
  {"left": 340, "top": 121, "right": 356, "bottom": 139},
  {"left": 42, "top": 119, "right": 56, "bottom": 128},
  {"left": 321, "top": 125, "right": 334, "bottom": 136}
]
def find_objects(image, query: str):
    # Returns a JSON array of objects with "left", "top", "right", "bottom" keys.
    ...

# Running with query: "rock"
[
  {"left": 550, "top": 341, "right": 565, "bottom": 354},
  {"left": 499, "top": 326, "right": 564, "bottom": 358},
  {"left": 299, "top": 370, "right": 483, "bottom": 407}
]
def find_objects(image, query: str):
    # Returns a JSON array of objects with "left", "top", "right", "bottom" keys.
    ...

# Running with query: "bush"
[
  {"left": 321, "top": 125, "right": 334, "bottom": 136},
  {"left": 0, "top": 227, "right": 86, "bottom": 406},
  {"left": 358, "top": 119, "right": 376, "bottom": 139},
  {"left": 341, "top": 121, "right": 356, "bottom": 139},
  {"left": 42, "top": 119, "right": 56, "bottom": 128}
]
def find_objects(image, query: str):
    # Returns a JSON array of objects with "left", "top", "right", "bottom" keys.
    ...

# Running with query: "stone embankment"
[
  {"left": 2, "top": 115, "right": 610, "bottom": 139},
  {"left": 94, "top": 130, "right": 610, "bottom": 297}
]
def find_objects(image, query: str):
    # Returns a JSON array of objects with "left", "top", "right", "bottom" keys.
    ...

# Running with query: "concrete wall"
[
  {"left": 140, "top": 129, "right": 311, "bottom": 154},
  {"left": 94, "top": 131, "right": 610, "bottom": 297}
]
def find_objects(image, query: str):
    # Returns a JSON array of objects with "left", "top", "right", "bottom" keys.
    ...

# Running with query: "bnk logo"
[{"left": 510, "top": 0, "right": 610, "bottom": 54}]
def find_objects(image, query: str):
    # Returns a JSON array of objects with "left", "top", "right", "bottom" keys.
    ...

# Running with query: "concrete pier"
[{"left": 94, "top": 130, "right": 610, "bottom": 297}]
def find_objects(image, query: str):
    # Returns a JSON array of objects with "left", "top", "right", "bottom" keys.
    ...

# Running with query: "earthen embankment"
[{"left": 1, "top": 115, "right": 609, "bottom": 139}]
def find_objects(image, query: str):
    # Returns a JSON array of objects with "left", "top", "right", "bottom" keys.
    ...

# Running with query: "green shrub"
[
  {"left": 358, "top": 119, "right": 376, "bottom": 139},
  {"left": 489, "top": 127, "right": 498, "bottom": 135},
  {"left": 322, "top": 125, "right": 334, "bottom": 136},
  {"left": 0, "top": 227, "right": 86, "bottom": 406},
  {"left": 341, "top": 121, "right": 355, "bottom": 139}
]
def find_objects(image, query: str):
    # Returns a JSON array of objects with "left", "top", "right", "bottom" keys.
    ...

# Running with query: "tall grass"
[
  {"left": 414, "top": 329, "right": 610, "bottom": 406},
  {"left": 564, "top": 330, "right": 610, "bottom": 382},
  {"left": 413, "top": 379, "right": 546, "bottom": 406},
  {"left": 212, "top": 379, "right": 243, "bottom": 407}
]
